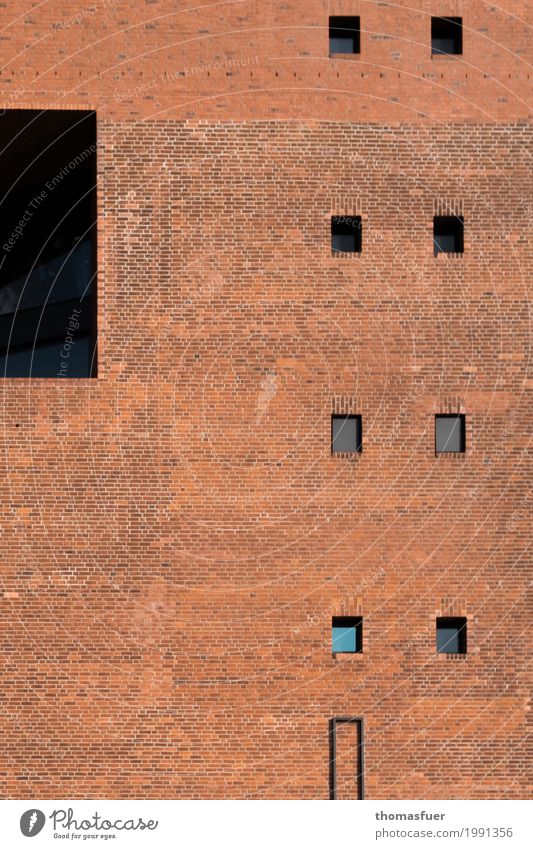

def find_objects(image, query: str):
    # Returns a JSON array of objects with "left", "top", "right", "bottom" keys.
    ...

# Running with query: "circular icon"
[{"left": 20, "top": 809, "right": 46, "bottom": 837}]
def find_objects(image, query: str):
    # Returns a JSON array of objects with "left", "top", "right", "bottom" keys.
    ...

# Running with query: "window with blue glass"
[
  {"left": 436, "top": 617, "right": 467, "bottom": 654},
  {"left": 0, "top": 110, "right": 97, "bottom": 377},
  {"left": 332, "top": 616, "right": 362, "bottom": 653}
]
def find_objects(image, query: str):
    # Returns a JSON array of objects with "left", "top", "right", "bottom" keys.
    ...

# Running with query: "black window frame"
[{"left": 329, "top": 716, "right": 364, "bottom": 800}]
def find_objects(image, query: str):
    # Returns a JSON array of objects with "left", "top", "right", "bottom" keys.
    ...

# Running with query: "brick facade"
[{"left": 0, "top": 1, "right": 531, "bottom": 798}]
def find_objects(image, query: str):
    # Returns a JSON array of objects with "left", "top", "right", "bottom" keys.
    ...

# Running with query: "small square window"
[
  {"left": 331, "top": 216, "right": 362, "bottom": 255},
  {"left": 433, "top": 216, "right": 464, "bottom": 255},
  {"left": 432, "top": 17, "right": 462, "bottom": 55},
  {"left": 329, "top": 16, "right": 360, "bottom": 55},
  {"left": 332, "top": 414, "right": 362, "bottom": 454},
  {"left": 436, "top": 617, "right": 467, "bottom": 654},
  {"left": 332, "top": 617, "right": 362, "bottom": 653},
  {"left": 435, "top": 414, "right": 465, "bottom": 454}
]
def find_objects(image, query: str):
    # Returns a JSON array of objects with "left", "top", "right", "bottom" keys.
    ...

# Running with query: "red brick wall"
[
  {"left": 0, "top": 1, "right": 532, "bottom": 121},
  {"left": 0, "top": 2, "right": 531, "bottom": 798}
]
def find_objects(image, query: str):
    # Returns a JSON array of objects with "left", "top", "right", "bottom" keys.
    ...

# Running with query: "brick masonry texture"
[
  {"left": 0, "top": 0, "right": 533, "bottom": 122},
  {"left": 0, "top": 2, "right": 531, "bottom": 799}
]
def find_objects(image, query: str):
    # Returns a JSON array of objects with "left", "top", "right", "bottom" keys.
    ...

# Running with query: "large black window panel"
[
  {"left": 436, "top": 617, "right": 467, "bottom": 654},
  {"left": 432, "top": 17, "right": 462, "bottom": 55},
  {"left": 329, "top": 17, "right": 360, "bottom": 55},
  {"left": 435, "top": 414, "right": 465, "bottom": 454},
  {"left": 433, "top": 215, "right": 464, "bottom": 255},
  {"left": 331, "top": 216, "right": 362, "bottom": 254},
  {"left": 0, "top": 110, "right": 97, "bottom": 377},
  {"left": 332, "top": 414, "right": 362, "bottom": 454}
]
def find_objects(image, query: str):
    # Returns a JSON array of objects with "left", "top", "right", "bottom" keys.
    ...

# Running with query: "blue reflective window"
[
  {"left": 436, "top": 617, "right": 467, "bottom": 654},
  {"left": 332, "top": 617, "right": 362, "bottom": 653}
]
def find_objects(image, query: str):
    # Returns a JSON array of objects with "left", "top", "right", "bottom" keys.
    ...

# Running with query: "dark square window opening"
[
  {"left": 433, "top": 215, "right": 464, "bottom": 255},
  {"left": 331, "top": 215, "right": 362, "bottom": 255},
  {"left": 332, "top": 414, "right": 362, "bottom": 454},
  {"left": 432, "top": 17, "right": 462, "bottom": 55},
  {"left": 436, "top": 617, "right": 467, "bottom": 654},
  {"left": 329, "top": 17, "right": 360, "bottom": 55},
  {"left": 0, "top": 109, "right": 97, "bottom": 378},
  {"left": 435, "top": 414, "right": 465, "bottom": 454},
  {"left": 332, "top": 616, "right": 363, "bottom": 654}
]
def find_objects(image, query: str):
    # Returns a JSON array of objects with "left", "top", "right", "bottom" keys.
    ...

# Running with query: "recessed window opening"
[
  {"left": 433, "top": 215, "right": 464, "bottom": 255},
  {"left": 436, "top": 617, "right": 467, "bottom": 653},
  {"left": 432, "top": 17, "right": 462, "bottom": 55},
  {"left": 331, "top": 215, "right": 362, "bottom": 254},
  {"left": 332, "top": 414, "right": 362, "bottom": 454},
  {"left": 435, "top": 414, "right": 465, "bottom": 454},
  {"left": 329, "top": 17, "right": 360, "bottom": 55}
]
